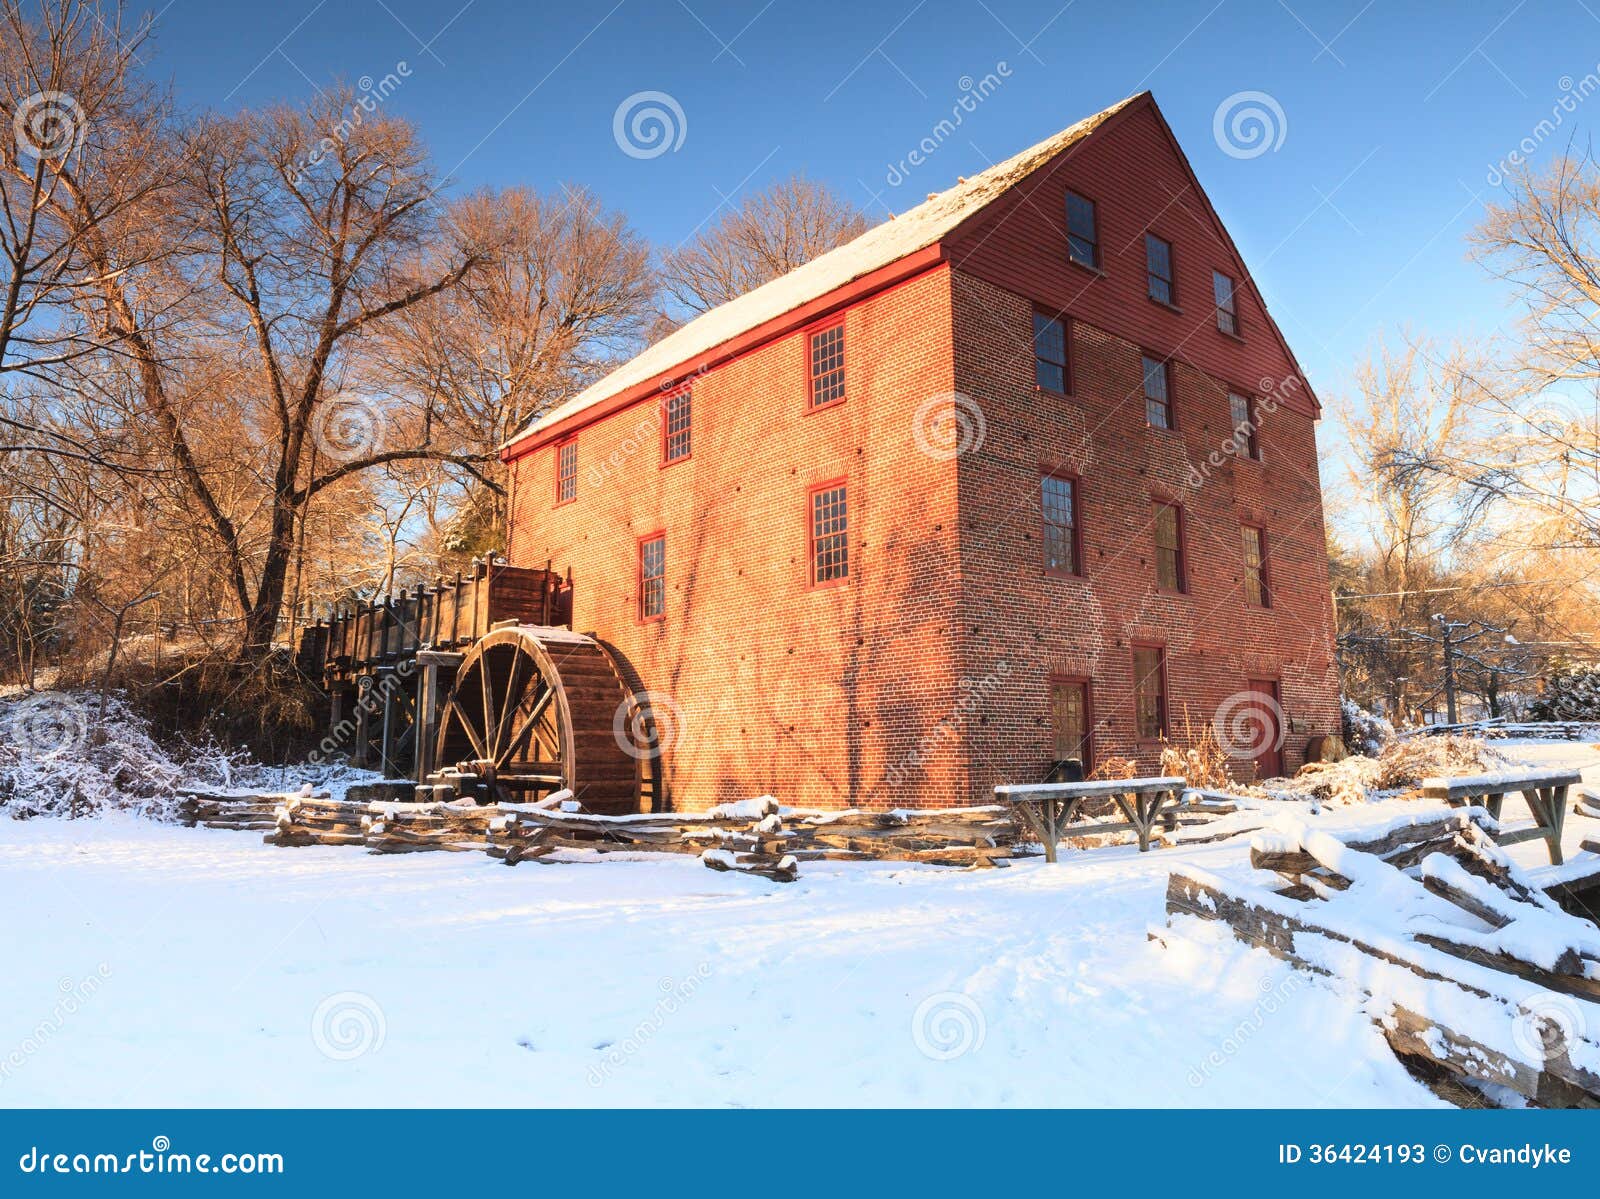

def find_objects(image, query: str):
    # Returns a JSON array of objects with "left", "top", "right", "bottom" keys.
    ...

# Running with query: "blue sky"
[{"left": 148, "top": 0, "right": 1588, "bottom": 410}]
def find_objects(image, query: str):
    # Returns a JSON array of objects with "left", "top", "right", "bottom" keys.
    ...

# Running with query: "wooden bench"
[
  {"left": 995, "top": 776, "right": 1188, "bottom": 862},
  {"left": 1419, "top": 769, "right": 1581, "bottom": 866}
]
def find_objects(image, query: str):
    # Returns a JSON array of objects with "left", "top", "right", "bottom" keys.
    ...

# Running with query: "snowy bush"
[
  {"left": 1340, "top": 696, "right": 1395, "bottom": 758},
  {"left": 0, "top": 690, "right": 266, "bottom": 820},
  {"left": 1527, "top": 664, "right": 1600, "bottom": 722}
]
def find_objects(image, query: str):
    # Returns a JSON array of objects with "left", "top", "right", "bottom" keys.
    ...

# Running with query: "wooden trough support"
[
  {"left": 297, "top": 558, "right": 576, "bottom": 780},
  {"left": 1420, "top": 768, "right": 1579, "bottom": 866},
  {"left": 1163, "top": 809, "right": 1600, "bottom": 1107}
]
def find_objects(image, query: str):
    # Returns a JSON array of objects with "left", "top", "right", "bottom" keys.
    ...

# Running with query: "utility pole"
[{"left": 1439, "top": 616, "right": 1459, "bottom": 724}]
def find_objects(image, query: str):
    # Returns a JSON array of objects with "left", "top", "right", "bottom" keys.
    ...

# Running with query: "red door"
[{"left": 1245, "top": 679, "right": 1284, "bottom": 779}]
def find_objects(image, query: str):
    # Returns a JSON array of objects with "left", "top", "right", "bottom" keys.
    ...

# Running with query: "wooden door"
[
  {"left": 1050, "top": 679, "right": 1092, "bottom": 775},
  {"left": 1245, "top": 679, "right": 1284, "bottom": 779}
]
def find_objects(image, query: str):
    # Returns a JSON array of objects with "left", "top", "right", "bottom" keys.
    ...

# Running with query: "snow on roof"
[{"left": 503, "top": 92, "right": 1146, "bottom": 453}]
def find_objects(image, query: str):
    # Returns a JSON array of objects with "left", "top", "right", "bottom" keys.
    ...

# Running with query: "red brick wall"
[
  {"left": 947, "top": 267, "right": 1339, "bottom": 796},
  {"left": 507, "top": 266, "right": 973, "bottom": 811}
]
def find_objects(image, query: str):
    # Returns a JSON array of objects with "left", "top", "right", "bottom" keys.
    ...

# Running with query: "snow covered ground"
[{"left": 2, "top": 739, "right": 1596, "bottom": 1108}]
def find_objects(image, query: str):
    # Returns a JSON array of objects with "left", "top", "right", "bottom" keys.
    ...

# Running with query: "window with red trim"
[
  {"left": 1242, "top": 524, "right": 1270, "bottom": 608},
  {"left": 1065, "top": 191, "right": 1098, "bottom": 268},
  {"left": 1154, "top": 501, "right": 1186, "bottom": 592},
  {"left": 639, "top": 535, "right": 665, "bottom": 621},
  {"left": 810, "top": 484, "right": 848, "bottom": 585},
  {"left": 1214, "top": 271, "right": 1239, "bottom": 336},
  {"left": 809, "top": 325, "right": 845, "bottom": 409},
  {"left": 1050, "top": 678, "right": 1092, "bottom": 773},
  {"left": 663, "top": 391, "right": 691, "bottom": 463},
  {"left": 1229, "top": 392, "right": 1260, "bottom": 459},
  {"left": 1133, "top": 645, "right": 1168, "bottom": 740},
  {"left": 1142, "top": 356, "right": 1173, "bottom": 429},
  {"left": 1146, "top": 234, "right": 1175, "bottom": 305},
  {"left": 555, "top": 439, "right": 577, "bottom": 504},
  {"left": 1041, "top": 473, "right": 1080, "bottom": 575},
  {"left": 1033, "top": 312, "right": 1067, "bottom": 393}
]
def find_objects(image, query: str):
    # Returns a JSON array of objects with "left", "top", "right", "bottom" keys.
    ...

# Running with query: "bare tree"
[
  {"left": 659, "top": 174, "right": 869, "bottom": 319},
  {"left": 378, "top": 185, "right": 652, "bottom": 554}
]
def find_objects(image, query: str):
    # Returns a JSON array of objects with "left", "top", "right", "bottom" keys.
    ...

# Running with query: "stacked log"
[
  {"left": 178, "top": 788, "right": 328, "bottom": 831},
  {"left": 362, "top": 802, "right": 497, "bottom": 854},
  {"left": 767, "top": 805, "right": 1017, "bottom": 867},
  {"left": 266, "top": 795, "right": 372, "bottom": 847},
  {"left": 1162, "top": 808, "right": 1600, "bottom": 1107},
  {"left": 698, "top": 799, "right": 799, "bottom": 882}
]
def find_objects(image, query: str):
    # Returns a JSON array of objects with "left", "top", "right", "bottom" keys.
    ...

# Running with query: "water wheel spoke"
[
  {"left": 478, "top": 654, "right": 498, "bottom": 762},
  {"left": 445, "top": 692, "right": 488, "bottom": 761},
  {"left": 489, "top": 650, "right": 524, "bottom": 764},
  {"left": 501, "top": 681, "right": 553, "bottom": 768}
]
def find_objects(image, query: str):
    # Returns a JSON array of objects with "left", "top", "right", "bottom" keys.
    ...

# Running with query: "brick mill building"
[{"left": 500, "top": 91, "right": 1340, "bottom": 812}]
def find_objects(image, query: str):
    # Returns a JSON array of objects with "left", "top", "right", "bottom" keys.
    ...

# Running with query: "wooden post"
[
  {"left": 378, "top": 669, "right": 396, "bottom": 778},
  {"left": 352, "top": 674, "right": 373, "bottom": 768}
]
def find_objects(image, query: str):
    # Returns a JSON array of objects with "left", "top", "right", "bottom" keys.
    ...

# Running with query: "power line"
[{"left": 1333, "top": 579, "right": 1566, "bottom": 602}]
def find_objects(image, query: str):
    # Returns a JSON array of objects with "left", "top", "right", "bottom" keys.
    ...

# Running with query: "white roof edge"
[{"left": 501, "top": 92, "right": 1146, "bottom": 454}]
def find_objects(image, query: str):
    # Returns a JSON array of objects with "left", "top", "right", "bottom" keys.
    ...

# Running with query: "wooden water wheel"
[{"left": 434, "top": 625, "right": 642, "bottom": 814}]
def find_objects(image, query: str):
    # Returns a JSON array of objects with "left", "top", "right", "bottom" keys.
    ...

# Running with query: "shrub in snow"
[
  {"left": 0, "top": 689, "right": 265, "bottom": 820},
  {"left": 1277, "top": 734, "right": 1509, "bottom": 806},
  {"left": 1527, "top": 664, "right": 1600, "bottom": 722},
  {"left": 1340, "top": 697, "right": 1395, "bottom": 758}
]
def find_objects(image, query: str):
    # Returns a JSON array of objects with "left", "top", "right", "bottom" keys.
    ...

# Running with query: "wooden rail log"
[{"left": 1166, "top": 868, "right": 1600, "bottom": 1105}]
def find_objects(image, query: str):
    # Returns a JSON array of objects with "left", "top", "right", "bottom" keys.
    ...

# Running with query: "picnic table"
[
  {"left": 1419, "top": 768, "right": 1581, "bottom": 866},
  {"left": 995, "top": 776, "right": 1188, "bottom": 862}
]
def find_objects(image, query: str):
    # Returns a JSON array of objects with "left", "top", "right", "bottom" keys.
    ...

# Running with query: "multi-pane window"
[
  {"left": 556, "top": 439, "right": 577, "bottom": 504},
  {"left": 1041, "top": 474, "right": 1079, "bottom": 575},
  {"left": 1214, "top": 271, "right": 1239, "bottom": 336},
  {"left": 1242, "top": 525, "right": 1270, "bottom": 608},
  {"left": 1154, "top": 501, "right": 1185, "bottom": 592},
  {"left": 663, "top": 390, "right": 692, "bottom": 463},
  {"left": 1142, "top": 355, "right": 1173, "bottom": 429},
  {"left": 1050, "top": 679, "right": 1091, "bottom": 773},
  {"left": 1033, "top": 312, "right": 1067, "bottom": 392},
  {"left": 1133, "top": 645, "right": 1168, "bottom": 741},
  {"left": 809, "top": 325, "right": 845, "bottom": 409},
  {"left": 1229, "top": 392, "right": 1260, "bottom": 459},
  {"left": 810, "top": 484, "right": 848, "bottom": 585},
  {"left": 639, "top": 535, "right": 665, "bottom": 621},
  {"left": 1146, "top": 234, "right": 1175, "bottom": 305},
  {"left": 1065, "top": 191, "right": 1098, "bottom": 269}
]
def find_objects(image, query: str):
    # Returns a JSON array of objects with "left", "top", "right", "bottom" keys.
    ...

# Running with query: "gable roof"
[{"left": 503, "top": 90, "right": 1315, "bottom": 456}]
